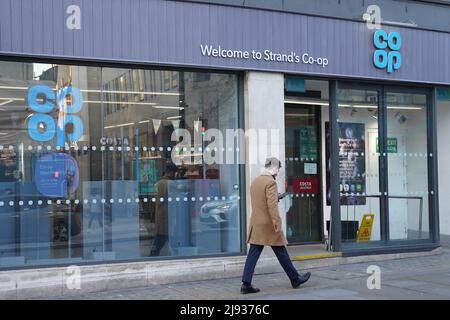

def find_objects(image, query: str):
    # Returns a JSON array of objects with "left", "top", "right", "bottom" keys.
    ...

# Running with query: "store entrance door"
[{"left": 284, "top": 104, "right": 323, "bottom": 244}]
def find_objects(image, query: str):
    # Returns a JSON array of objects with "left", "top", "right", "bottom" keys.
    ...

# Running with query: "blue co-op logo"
[
  {"left": 27, "top": 85, "right": 83, "bottom": 146},
  {"left": 373, "top": 30, "right": 402, "bottom": 73}
]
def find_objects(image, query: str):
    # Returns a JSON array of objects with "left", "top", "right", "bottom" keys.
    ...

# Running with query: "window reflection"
[{"left": 0, "top": 61, "right": 242, "bottom": 268}]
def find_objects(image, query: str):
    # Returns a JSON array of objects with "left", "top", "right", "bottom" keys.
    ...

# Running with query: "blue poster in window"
[{"left": 34, "top": 153, "right": 79, "bottom": 197}]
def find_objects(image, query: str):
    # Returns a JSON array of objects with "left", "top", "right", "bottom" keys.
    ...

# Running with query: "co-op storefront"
[{"left": 0, "top": 0, "right": 446, "bottom": 277}]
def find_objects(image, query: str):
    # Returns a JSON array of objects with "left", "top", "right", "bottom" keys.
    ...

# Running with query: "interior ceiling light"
[
  {"left": 167, "top": 115, "right": 182, "bottom": 120},
  {"left": 0, "top": 99, "right": 14, "bottom": 106},
  {"left": 104, "top": 122, "right": 135, "bottom": 129},
  {"left": 153, "top": 106, "right": 184, "bottom": 110},
  {"left": 284, "top": 99, "right": 328, "bottom": 106},
  {"left": 0, "top": 86, "right": 181, "bottom": 96},
  {"left": 84, "top": 100, "right": 157, "bottom": 106},
  {"left": 81, "top": 89, "right": 181, "bottom": 96}
]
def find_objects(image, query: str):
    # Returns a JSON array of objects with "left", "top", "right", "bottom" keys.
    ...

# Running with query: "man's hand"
[{"left": 278, "top": 192, "right": 288, "bottom": 200}]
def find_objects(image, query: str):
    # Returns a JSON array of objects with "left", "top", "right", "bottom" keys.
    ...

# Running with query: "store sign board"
[
  {"left": 2, "top": 1, "right": 450, "bottom": 84},
  {"left": 200, "top": 45, "right": 330, "bottom": 68},
  {"left": 373, "top": 30, "right": 402, "bottom": 73}
]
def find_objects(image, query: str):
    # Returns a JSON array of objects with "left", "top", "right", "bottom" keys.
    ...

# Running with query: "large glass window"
[
  {"left": 386, "top": 91, "right": 429, "bottom": 241},
  {"left": 0, "top": 61, "right": 242, "bottom": 268},
  {"left": 335, "top": 83, "right": 433, "bottom": 250}
]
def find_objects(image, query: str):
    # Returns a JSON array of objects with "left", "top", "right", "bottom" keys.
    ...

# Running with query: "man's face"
[{"left": 273, "top": 166, "right": 280, "bottom": 177}]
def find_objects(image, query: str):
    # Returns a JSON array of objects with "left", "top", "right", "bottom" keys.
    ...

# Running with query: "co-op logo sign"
[
  {"left": 27, "top": 85, "right": 83, "bottom": 146},
  {"left": 373, "top": 29, "right": 402, "bottom": 73}
]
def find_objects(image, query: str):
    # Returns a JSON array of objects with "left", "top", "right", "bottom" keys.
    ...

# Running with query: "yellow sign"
[{"left": 357, "top": 214, "right": 375, "bottom": 242}]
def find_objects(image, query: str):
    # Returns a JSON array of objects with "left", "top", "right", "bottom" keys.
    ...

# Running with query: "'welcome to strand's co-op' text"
[{"left": 200, "top": 44, "right": 329, "bottom": 67}]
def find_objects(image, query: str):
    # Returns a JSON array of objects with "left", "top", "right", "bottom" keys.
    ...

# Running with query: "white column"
[{"left": 244, "top": 71, "right": 286, "bottom": 245}]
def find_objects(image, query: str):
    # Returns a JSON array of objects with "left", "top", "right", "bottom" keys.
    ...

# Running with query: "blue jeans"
[{"left": 242, "top": 244, "right": 299, "bottom": 284}]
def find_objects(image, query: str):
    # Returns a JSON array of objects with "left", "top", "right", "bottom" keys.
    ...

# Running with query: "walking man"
[{"left": 241, "top": 157, "right": 311, "bottom": 294}]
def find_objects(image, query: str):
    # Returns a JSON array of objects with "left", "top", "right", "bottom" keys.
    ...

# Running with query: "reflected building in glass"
[{"left": 0, "top": 62, "right": 242, "bottom": 267}]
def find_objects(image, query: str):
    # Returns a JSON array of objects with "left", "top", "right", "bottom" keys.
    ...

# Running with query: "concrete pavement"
[{"left": 48, "top": 247, "right": 450, "bottom": 300}]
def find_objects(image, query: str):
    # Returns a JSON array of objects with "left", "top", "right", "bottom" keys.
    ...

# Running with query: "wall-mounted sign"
[
  {"left": 200, "top": 45, "right": 329, "bottom": 68},
  {"left": 373, "top": 29, "right": 402, "bottom": 73},
  {"left": 2, "top": 1, "right": 450, "bottom": 84},
  {"left": 293, "top": 177, "right": 319, "bottom": 194}
]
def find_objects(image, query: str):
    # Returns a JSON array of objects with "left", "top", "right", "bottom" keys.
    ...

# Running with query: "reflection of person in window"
[
  {"left": 66, "top": 168, "right": 75, "bottom": 195},
  {"left": 66, "top": 167, "right": 82, "bottom": 236},
  {"left": 88, "top": 189, "right": 103, "bottom": 229},
  {"left": 0, "top": 154, "right": 15, "bottom": 181},
  {"left": 150, "top": 163, "right": 177, "bottom": 256}
]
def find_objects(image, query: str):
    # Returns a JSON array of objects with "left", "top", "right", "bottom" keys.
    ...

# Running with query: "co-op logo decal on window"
[
  {"left": 373, "top": 30, "right": 402, "bottom": 73},
  {"left": 27, "top": 85, "right": 82, "bottom": 198},
  {"left": 27, "top": 85, "right": 84, "bottom": 146}
]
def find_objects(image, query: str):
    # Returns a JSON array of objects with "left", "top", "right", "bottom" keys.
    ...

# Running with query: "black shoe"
[
  {"left": 291, "top": 272, "right": 311, "bottom": 288},
  {"left": 240, "top": 284, "right": 261, "bottom": 294}
]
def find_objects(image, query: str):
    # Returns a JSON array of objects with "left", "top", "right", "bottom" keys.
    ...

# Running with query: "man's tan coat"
[{"left": 247, "top": 174, "right": 288, "bottom": 246}]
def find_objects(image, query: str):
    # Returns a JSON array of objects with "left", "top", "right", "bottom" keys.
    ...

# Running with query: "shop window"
[
  {"left": 0, "top": 61, "right": 242, "bottom": 268},
  {"left": 334, "top": 84, "right": 432, "bottom": 250}
]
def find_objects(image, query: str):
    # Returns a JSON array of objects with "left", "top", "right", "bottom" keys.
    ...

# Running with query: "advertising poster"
[
  {"left": 326, "top": 122, "right": 366, "bottom": 205},
  {"left": 132, "top": 159, "right": 157, "bottom": 194},
  {"left": 34, "top": 153, "right": 79, "bottom": 198}
]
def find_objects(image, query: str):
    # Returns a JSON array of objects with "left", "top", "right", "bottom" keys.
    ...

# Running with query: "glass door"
[
  {"left": 386, "top": 89, "right": 430, "bottom": 241},
  {"left": 285, "top": 104, "right": 322, "bottom": 243},
  {"left": 335, "top": 82, "right": 433, "bottom": 250}
]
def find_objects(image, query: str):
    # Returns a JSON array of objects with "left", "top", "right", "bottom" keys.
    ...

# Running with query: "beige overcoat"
[{"left": 247, "top": 174, "right": 288, "bottom": 246}]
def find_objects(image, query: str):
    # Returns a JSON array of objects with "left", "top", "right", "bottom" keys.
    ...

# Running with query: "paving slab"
[{"left": 37, "top": 249, "right": 450, "bottom": 300}]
